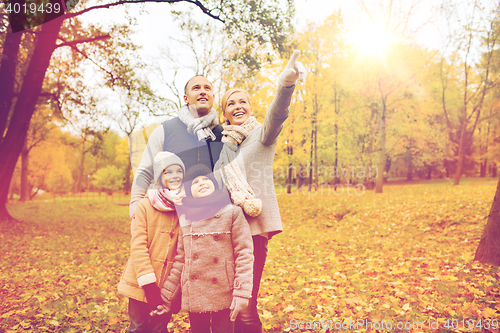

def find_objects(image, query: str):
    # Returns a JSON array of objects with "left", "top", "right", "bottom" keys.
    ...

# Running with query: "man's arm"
[{"left": 129, "top": 124, "right": 165, "bottom": 217}]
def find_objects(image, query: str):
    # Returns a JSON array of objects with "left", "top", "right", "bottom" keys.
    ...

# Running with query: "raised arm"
[{"left": 260, "top": 50, "right": 307, "bottom": 146}]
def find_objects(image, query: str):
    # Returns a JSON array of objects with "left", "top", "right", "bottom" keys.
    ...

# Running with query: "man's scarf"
[{"left": 178, "top": 105, "right": 218, "bottom": 141}]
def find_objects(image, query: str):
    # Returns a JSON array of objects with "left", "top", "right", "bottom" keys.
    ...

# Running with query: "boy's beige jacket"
[{"left": 118, "top": 197, "right": 179, "bottom": 302}]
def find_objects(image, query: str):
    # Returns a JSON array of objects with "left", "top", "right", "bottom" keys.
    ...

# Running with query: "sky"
[{"left": 78, "top": 0, "right": 445, "bottom": 131}]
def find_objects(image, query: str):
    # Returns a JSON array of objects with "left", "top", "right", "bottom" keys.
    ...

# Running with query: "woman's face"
[
  {"left": 162, "top": 164, "right": 184, "bottom": 190},
  {"left": 224, "top": 92, "right": 253, "bottom": 126},
  {"left": 191, "top": 175, "right": 215, "bottom": 198}
]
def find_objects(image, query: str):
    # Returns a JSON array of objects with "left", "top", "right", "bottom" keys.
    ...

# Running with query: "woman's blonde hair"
[{"left": 221, "top": 88, "right": 252, "bottom": 120}]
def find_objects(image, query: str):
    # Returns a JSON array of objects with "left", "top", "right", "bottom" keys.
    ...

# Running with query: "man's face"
[{"left": 184, "top": 76, "right": 214, "bottom": 116}]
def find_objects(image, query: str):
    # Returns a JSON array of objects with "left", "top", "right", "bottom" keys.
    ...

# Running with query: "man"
[
  {"left": 125, "top": 75, "right": 224, "bottom": 333},
  {"left": 129, "top": 75, "right": 224, "bottom": 217}
]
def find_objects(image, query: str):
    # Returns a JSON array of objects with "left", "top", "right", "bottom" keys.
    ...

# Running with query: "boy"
[{"left": 156, "top": 164, "right": 254, "bottom": 333}]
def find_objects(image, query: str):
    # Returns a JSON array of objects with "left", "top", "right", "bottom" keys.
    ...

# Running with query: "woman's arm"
[
  {"left": 259, "top": 84, "right": 295, "bottom": 146},
  {"left": 259, "top": 51, "right": 306, "bottom": 146}
]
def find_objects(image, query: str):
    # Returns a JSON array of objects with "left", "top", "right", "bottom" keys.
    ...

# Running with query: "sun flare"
[{"left": 348, "top": 22, "right": 394, "bottom": 57}]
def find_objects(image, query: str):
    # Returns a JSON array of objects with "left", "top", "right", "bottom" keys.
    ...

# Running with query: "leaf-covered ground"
[{"left": 1, "top": 179, "right": 499, "bottom": 332}]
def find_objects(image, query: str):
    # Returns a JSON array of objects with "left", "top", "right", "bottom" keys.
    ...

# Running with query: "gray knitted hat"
[{"left": 153, "top": 152, "right": 185, "bottom": 185}]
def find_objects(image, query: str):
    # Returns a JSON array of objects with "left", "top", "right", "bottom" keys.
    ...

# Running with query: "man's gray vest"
[{"left": 162, "top": 117, "right": 224, "bottom": 172}]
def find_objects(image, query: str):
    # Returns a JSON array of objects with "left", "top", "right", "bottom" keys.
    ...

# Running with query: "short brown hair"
[{"left": 184, "top": 75, "right": 213, "bottom": 95}]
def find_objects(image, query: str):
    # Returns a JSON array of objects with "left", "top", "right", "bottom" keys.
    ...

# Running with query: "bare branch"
[
  {"left": 55, "top": 34, "right": 111, "bottom": 49},
  {"left": 65, "top": 0, "right": 224, "bottom": 23},
  {"left": 66, "top": 43, "right": 132, "bottom": 91}
]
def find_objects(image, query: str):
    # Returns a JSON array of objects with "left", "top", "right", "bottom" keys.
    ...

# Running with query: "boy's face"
[
  {"left": 191, "top": 175, "right": 215, "bottom": 198},
  {"left": 162, "top": 164, "right": 184, "bottom": 190}
]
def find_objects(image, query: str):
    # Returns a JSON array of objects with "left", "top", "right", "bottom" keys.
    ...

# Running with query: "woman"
[{"left": 216, "top": 50, "right": 306, "bottom": 333}]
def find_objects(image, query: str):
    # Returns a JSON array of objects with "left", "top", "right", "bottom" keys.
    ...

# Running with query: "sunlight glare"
[{"left": 348, "top": 22, "right": 394, "bottom": 57}]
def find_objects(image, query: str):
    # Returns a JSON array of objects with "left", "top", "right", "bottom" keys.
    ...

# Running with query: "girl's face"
[
  {"left": 162, "top": 164, "right": 184, "bottom": 190},
  {"left": 224, "top": 91, "right": 253, "bottom": 126},
  {"left": 191, "top": 175, "right": 215, "bottom": 198}
]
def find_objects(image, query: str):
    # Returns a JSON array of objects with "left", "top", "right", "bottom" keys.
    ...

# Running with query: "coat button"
[
  {"left": 193, "top": 254, "right": 199, "bottom": 260},
  {"left": 212, "top": 278, "right": 218, "bottom": 284},
  {"left": 213, "top": 235, "right": 219, "bottom": 241},
  {"left": 190, "top": 275, "right": 196, "bottom": 281},
  {"left": 213, "top": 257, "right": 218, "bottom": 263},
  {"left": 214, "top": 214, "right": 220, "bottom": 219}
]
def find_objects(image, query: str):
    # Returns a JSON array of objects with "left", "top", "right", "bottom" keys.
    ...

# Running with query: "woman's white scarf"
[
  {"left": 219, "top": 116, "right": 262, "bottom": 217},
  {"left": 178, "top": 105, "right": 218, "bottom": 141}
]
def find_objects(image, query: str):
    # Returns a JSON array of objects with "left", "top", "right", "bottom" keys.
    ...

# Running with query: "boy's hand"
[
  {"left": 150, "top": 304, "right": 170, "bottom": 317},
  {"left": 229, "top": 296, "right": 249, "bottom": 321},
  {"left": 278, "top": 50, "right": 307, "bottom": 87}
]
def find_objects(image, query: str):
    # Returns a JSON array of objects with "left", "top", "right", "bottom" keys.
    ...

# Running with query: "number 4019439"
[
  {"left": 444, "top": 319, "right": 498, "bottom": 330},
  {"left": 4, "top": 2, "right": 62, "bottom": 15}
]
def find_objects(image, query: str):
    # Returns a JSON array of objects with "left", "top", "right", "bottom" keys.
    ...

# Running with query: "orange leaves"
[
  {"left": 1, "top": 181, "right": 500, "bottom": 332},
  {"left": 267, "top": 182, "right": 499, "bottom": 332}
]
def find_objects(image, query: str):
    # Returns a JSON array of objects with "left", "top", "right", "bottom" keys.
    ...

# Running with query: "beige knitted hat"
[{"left": 153, "top": 152, "right": 185, "bottom": 185}]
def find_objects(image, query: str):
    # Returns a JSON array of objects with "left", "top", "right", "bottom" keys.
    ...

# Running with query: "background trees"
[
  {"left": 2, "top": 0, "right": 500, "bottom": 220},
  {"left": 0, "top": 0, "right": 295, "bottom": 221}
]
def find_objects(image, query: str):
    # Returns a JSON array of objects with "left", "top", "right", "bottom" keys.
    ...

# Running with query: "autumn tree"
[
  {"left": 0, "top": 0, "right": 294, "bottom": 222},
  {"left": 19, "top": 106, "right": 57, "bottom": 201},
  {"left": 347, "top": 0, "right": 440, "bottom": 193},
  {"left": 439, "top": 0, "right": 500, "bottom": 185},
  {"left": 473, "top": 2, "right": 500, "bottom": 267}
]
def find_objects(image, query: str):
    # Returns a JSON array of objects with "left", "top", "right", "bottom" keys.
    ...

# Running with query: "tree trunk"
[
  {"left": 454, "top": 119, "right": 468, "bottom": 185},
  {"left": 286, "top": 141, "right": 293, "bottom": 194},
  {"left": 0, "top": 18, "right": 63, "bottom": 222},
  {"left": 407, "top": 149, "right": 413, "bottom": 181},
  {"left": 334, "top": 124, "right": 339, "bottom": 185},
  {"left": 124, "top": 157, "right": 132, "bottom": 192},
  {"left": 493, "top": 164, "right": 498, "bottom": 178},
  {"left": 0, "top": 32, "right": 23, "bottom": 142},
  {"left": 481, "top": 159, "right": 488, "bottom": 178},
  {"left": 474, "top": 176, "right": 500, "bottom": 265},
  {"left": 308, "top": 125, "right": 314, "bottom": 193},
  {"left": 426, "top": 165, "right": 432, "bottom": 180},
  {"left": 314, "top": 119, "right": 318, "bottom": 188},
  {"left": 297, "top": 165, "right": 306, "bottom": 192},
  {"left": 375, "top": 100, "right": 386, "bottom": 194},
  {"left": 20, "top": 139, "right": 29, "bottom": 201},
  {"left": 75, "top": 141, "right": 86, "bottom": 192}
]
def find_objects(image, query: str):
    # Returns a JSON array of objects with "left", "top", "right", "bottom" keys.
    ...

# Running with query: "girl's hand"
[
  {"left": 278, "top": 50, "right": 307, "bottom": 87},
  {"left": 229, "top": 296, "right": 249, "bottom": 321}
]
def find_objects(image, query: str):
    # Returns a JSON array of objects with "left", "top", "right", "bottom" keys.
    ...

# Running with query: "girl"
[
  {"left": 118, "top": 152, "right": 185, "bottom": 333},
  {"left": 157, "top": 164, "right": 254, "bottom": 333}
]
